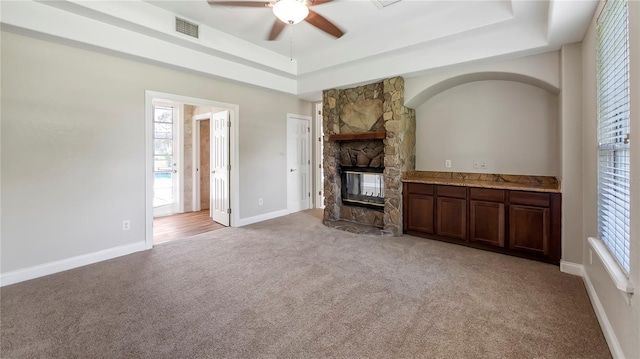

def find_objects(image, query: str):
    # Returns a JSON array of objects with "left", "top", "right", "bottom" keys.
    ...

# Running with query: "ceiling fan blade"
[
  {"left": 207, "top": 1, "right": 271, "bottom": 7},
  {"left": 305, "top": 9, "right": 344, "bottom": 38},
  {"left": 308, "top": 0, "right": 333, "bottom": 6},
  {"left": 268, "top": 19, "right": 286, "bottom": 41}
]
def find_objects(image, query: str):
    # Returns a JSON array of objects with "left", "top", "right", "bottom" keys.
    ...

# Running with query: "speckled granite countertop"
[{"left": 402, "top": 171, "right": 561, "bottom": 193}]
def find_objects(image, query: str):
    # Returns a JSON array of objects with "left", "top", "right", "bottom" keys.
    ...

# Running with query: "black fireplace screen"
[{"left": 341, "top": 168, "right": 384, "bottom": 209}]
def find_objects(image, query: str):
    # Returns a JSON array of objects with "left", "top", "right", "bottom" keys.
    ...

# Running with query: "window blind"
[{"left": 596, "top": 0, "right": 631, "bottom": 274}]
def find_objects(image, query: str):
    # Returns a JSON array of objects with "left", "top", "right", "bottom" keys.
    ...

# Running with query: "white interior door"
[
  {"left": 210, "top": 110, "right": 230, "bottom": 226},
  {"left": 153, "top": 104, "right": 179, "bottom": 217},
  {"left": 287, "top": 115, "right": 311, "bottom": 213}
]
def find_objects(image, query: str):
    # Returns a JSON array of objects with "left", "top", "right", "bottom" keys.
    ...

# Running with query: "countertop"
[{"left": 402, "top": 171, "right": 561, "bottom": 193}]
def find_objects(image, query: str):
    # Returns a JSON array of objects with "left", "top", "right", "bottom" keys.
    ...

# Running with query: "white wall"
[
  {"left": 415, "top": 80, "right": 559, "bottom": 175},
  {"left": 559, "top": 43, "right": 584, "bottom": 265},
  {"left": 581, "top": 2, "right": 640, "bottom": 358},
  {"left": 0, "top": 31, "right": 311, "bottom": 276}
]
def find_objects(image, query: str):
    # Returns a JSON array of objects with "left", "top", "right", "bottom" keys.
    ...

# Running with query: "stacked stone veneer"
[
  {"left": 340, "top": 140, "right": 384, "bottom": 168},
  {"left": 323, "top": 77, "right": 416, "bottom": 236}
]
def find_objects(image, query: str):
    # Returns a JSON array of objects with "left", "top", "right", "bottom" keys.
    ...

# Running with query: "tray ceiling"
[{"left": 1, "top": 0, "right": 598, "bottom": 100}]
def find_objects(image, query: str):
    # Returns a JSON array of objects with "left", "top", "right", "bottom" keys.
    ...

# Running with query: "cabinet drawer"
[
  {"left": 407, "top": 183, "right": 434, "bottom": 195},
  {"left": 470, "top": 188, "right": 505, "bottom": 202},
  {"left": 510, "top": 191, "right": 550, "bottom": 207},
  {"left": 436, "top": 185, "right": 466, "bottom": 199}
]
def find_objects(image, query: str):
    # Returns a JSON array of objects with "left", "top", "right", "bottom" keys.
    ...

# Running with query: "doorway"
[
  {"left": 287, "top": 113, "right": 312, "bottom": 213},
  {"left": 145, "top": 91, "right": 240, "bottom": 249}
]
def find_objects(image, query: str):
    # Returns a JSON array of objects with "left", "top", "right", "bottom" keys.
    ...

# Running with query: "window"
[{"left": 596, "top": 0, "right": 631, "bottom": 274}]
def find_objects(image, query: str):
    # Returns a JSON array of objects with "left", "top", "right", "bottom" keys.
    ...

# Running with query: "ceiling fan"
[{"left": 207, "top": 0, "right": 344, "bottom": 40}]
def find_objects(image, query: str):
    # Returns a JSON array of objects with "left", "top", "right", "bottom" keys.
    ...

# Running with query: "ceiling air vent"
[
  {"left": 371, "top": 0, "right": 402, "bottom": 9},
  {"left": 175, "top": 17, "right": 199, "bottom": 38}
]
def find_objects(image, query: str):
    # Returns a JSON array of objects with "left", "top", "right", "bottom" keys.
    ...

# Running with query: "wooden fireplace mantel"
[{"left": 328, "top": 131, "right": 386, "bottom": 141}]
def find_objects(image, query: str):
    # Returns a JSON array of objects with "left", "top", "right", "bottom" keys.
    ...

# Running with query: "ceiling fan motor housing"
[
  {"left": 272, "top": 0, "right": 310, "bottom": 24},
  {"left": 207, "top": 0, "right": 343, "bottom": 40}
]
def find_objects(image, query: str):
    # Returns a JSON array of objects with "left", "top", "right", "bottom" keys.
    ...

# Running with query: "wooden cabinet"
[
  {"left": 404, "top": 183, "right": 434, "bottom": 234},
  {"left": 435, "top": 185, "right": 467, "bottom": 240},
  {"left": 507, "top": 191, "right": 561, "bottom": 262},
  {"left": 403, "top": 184, "right": 561, "bottom": 264},
  {"left": 404, "top": 183, "right": 467, "bottom": 241},
  {"left": 470, "top": 201, "right": 505, "bottom": 247},
  {"left": 469, "top": 188, "right": 505, "bottom": 247},
  {"left": 436, "top": 197, "right": 466, "bottom": 239},
  {"left": 407, "top": 195, "right": 434, "bottom": 234},
  {"left": 509, "top": 205, "right": 549, "bottom": 255}
]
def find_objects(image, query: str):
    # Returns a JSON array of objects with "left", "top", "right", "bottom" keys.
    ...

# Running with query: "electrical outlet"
[
  {"left": 445, "top": 160, "right": 451, "bottom": 168},
  {"left": 122, "top": 220, "right": 131, "bottom": 231},
  {"left": 481, "top": 161, "right": 487, "bottom": 169},
  {"left": 258, "top": 198, "right": 263, "bottom": 206},
  {"left": 473, "top": 161, "right": 480, "bottom": 169}
]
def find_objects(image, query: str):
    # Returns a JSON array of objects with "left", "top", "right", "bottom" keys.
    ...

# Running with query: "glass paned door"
[{"left": 153, "top": 105, "right": 178, "bottom": 216}]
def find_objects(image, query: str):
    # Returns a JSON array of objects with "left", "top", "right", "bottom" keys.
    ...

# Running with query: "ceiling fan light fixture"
[{"left": 272, "top": 0, "right": 309, "bottom": 24}]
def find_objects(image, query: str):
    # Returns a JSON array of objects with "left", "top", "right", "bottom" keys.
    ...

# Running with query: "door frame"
[
  {"left": 314, "top": 102, "right": 324, "bottom": 209},
  {"left": 145, "top": 91, "right": 239, "bottom": 250},
  {"left": 192, "top": 112, "right": 212, "bottom": 213},
  {"left": 286, "top": 113, "right": 312, "bottom": 214}
]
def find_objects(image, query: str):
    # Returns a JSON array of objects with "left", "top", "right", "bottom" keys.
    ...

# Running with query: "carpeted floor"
[{"left": 1, "top": 210, "right": 610, "bottom": 358}]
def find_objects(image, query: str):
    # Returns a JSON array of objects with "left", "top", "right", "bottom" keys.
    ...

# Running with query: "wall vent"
[
  {"left": 371, "top": 0, "right": 402, "bottom": 9},
  {"left": 175, "top": 17, "right": 199, "bottom": 38}
]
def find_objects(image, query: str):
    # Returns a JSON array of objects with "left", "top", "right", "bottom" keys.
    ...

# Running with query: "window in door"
[{"left": 153, "top": 105, "right": 176, "bottom": 209}]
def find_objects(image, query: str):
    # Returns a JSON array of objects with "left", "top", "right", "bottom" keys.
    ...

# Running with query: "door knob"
[
  {"left": 211, "top": 170, "right": 215, "bottom": 174},
  {"left": 290, "top": 168, "right": 297, "bottom": 172}
]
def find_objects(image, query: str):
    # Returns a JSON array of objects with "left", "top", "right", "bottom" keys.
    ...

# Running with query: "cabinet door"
[
  {"left": 406, "top": 194, "right": 434, "bottom": 234},
  {"left": 470, "top": 200, "right": 505, "bottom": 247},
  {"left": 436, "top": 197, "right": 466, "bottom": 240},
  {"left": 509, "top": 205, "right": 550, "bottom": 255}
]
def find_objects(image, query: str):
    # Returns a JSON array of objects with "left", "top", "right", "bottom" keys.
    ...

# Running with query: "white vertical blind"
[{"left": 597, "top": 0, "right": 631, "bottom": 274}]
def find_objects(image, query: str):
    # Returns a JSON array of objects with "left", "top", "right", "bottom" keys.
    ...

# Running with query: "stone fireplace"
[{"left": 322, "top": 77, "right": 416, "bottom": 236}]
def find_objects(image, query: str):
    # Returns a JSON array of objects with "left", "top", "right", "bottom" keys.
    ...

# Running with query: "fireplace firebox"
[{"left": 341, "top": 167, "right": 384, "bottom": 211}]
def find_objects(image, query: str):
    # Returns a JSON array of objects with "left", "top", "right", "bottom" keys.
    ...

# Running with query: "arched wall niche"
[
  {"left": 406, "top": 71, "right": 560, "bottom": 109},
  {"left": 413, "top": 76, "right": 560, "bottom": 176}
]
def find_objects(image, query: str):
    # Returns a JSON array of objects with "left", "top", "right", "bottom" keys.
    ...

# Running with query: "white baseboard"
[
  {"left": 235, "top": 209, "right": 289, "bottom": 227},
  {"left": 0, "top": 242, "right": 146, "bottom": 287},
  {"left": 560, "top": 260, "right": 584, "bottom": 276},
  {"left": 582, "top": 269, "right": 624, "bottom": 359}
]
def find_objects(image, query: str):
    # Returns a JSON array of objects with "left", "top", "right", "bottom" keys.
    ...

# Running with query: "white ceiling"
[
  {"left": 145, "top": 0, "right": 515, "bottom": 70},
  {"left": 1, "top": 0, "right": 598, "bottom": 100}
]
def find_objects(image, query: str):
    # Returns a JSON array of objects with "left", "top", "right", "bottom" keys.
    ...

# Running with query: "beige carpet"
[{"left": 1, "top": 210, "right": 610, "bottom": 358}]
